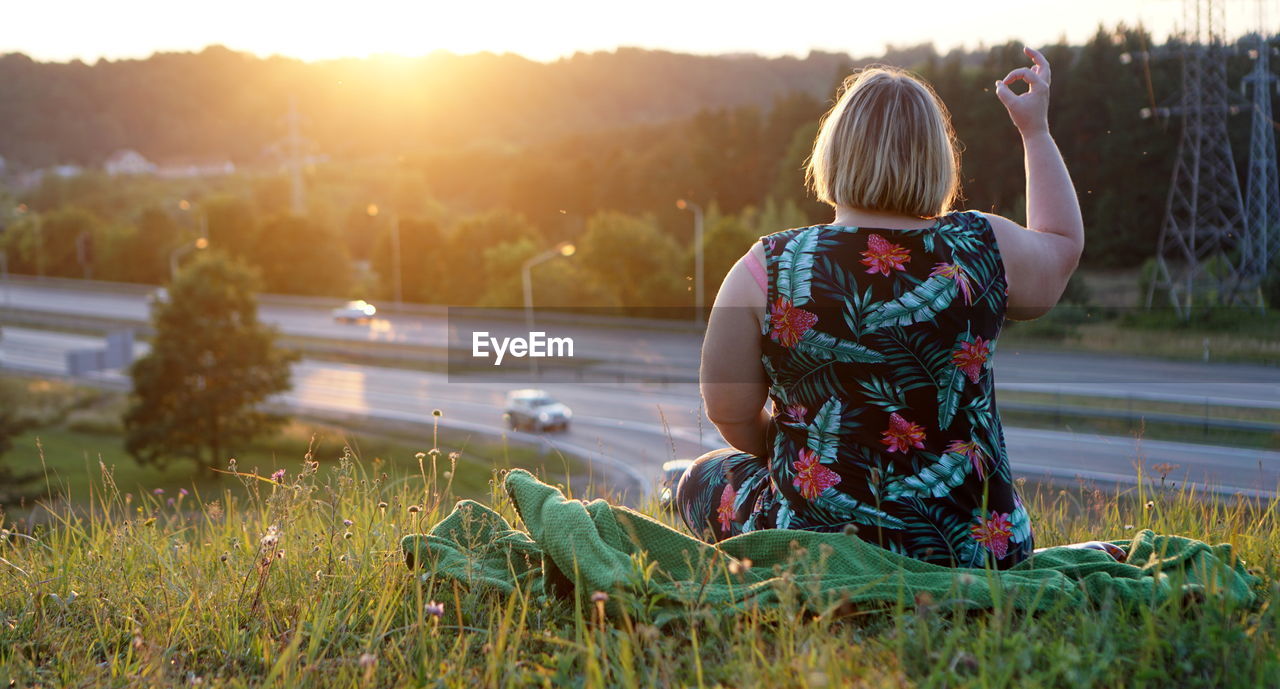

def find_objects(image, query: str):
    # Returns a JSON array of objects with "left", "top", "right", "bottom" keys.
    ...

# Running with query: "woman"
[{"left": 675, "top": 47, "right": 1084, "bottom": 569}]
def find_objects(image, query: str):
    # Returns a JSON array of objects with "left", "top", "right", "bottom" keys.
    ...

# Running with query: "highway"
[
  {"left": 4, "top": 325, "right": 1279, "bottom": 499},
  {"left": 5, "top": 277, "right": 1280, "bottom": 406}
]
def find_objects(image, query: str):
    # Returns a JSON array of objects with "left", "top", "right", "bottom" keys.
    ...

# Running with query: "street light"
[
  {"left": 522, "top": 241, "right": 575, "bottom": 377},
  {"left": 677, "top": 199, "right": 705, "bottom": 323},
  {"left": 170, "top": 236, "right": 209, "bottom": 279},
  {"left": 368, "top": 203, "right": 403, "bottom": 309}
]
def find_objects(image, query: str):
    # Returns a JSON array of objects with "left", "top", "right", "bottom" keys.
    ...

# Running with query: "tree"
[
  {"left": 124, "top": 252, "right": 298, "bottom": 473},
  {"left": 252, "top": 214, "right": 352, "bottom": 296},
  {"left": 577, "top": 211, "right": 686, "bottom": 310}
]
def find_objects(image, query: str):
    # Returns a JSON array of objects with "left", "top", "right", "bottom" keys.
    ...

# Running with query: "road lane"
[
  {"left": 4, "top": 326, "right": 1278, "bottom": 497},
  {"left": 6, "top": 279, "right": 1279, "bottom": 405}
]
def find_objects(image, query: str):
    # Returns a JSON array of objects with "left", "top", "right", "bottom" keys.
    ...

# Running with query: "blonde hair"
[{"left": 805, "top": 66, "right": 960, "bottom": 218}]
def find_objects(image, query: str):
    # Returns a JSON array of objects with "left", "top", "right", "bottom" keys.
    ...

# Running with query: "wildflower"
[
  {"left": 408, "top": 505, "right": 421, "bottom": 514},
  {"left": 881, "top": 413, "right": 927, "bottom": 454},
  {"left": 1145, "top": 501, "right": 1154, "bottom": 510},
  {"left": 442, "top": 471, "right": 452, "bottom": 480},
  {"left": 768, "top": 297, "right": 819, "bottom": 347},
  {"left": 343, "top": 531, "right": 353, "bottom": 540},
  {"left": 271, "top": 469, "right": 286, "bottom": 483},
  {"left": 728, "top": 558, "right": 753, "bottom": 575},
  {"left": 424, "top": 601, "right": 445, "bottom": 617},
  {"left": 1124, "top": 524, "right": 1135, "bottom": 530},
  {"left": 951, "top": 336, "right": 991, "bottom": 384},
  {"left": 153, "top": 488, "right": 165, "bottom": 495},
  {"left": 260, "top": 525, "right": 280, "bottom": 548},
  {"left": 590, "top": 591, "right": 609, "bottom": 603},
  {"left": 219, "top": 553, "right": 228, "bottom": 563},
  {"left": 167, "top": 498, "right": 175, "bottom": 507},
  {"left": 860, "top": 234, "right": 911, "bottom": 275},
  {"left": 414, "top": 452, "right": 426, "bottom": 460},
  {"left": 792, "top": 448, "right": 841, "bottom": 499},
  {"left": 342, "top": 519, "right": 353, "bottom": 527},
  {"left": 358, "top": 652, "right": 377, "bottom": 668},
  {"left": 432, "top": 409, "right": 443, "bottom": 417},
  {"left": 842, "top": 523, "right": 860, "bottom": 536},
  {"left": 228, "top": 458, "right": 237, "bottom": 470},
  {"left": 378, "top": 502, "right": 388, "bottom": 510},
  {"left": 178, "top": 488, "right": 189, "bottom": 497}
]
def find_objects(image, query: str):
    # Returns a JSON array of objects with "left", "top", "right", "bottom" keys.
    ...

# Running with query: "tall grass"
[{"left": 1, "top": 436, "right": 1277, "bottom": 688}]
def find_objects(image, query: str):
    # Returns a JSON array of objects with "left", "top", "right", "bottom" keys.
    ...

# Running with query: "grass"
[
  {"left": 0, "top": 374, "right": 593, "bottom": 516},
  {"left": 0, "top": 447, "right": 1277, "bottom": 687}
]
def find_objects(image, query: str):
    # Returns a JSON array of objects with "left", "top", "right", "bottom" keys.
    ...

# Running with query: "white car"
[
  {"left": 503, "top": 389, "right": 572, "bottom": 432},
  {"left": 332, "top": 300, "right": 377, "bottom": 323}
]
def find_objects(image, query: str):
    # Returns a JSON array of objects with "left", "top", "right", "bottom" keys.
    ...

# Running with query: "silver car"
[{"left": 503, "top": 389, "right": 572, "bottom": 432}]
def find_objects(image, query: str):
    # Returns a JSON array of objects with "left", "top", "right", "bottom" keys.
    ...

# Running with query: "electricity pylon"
[
  {"left": 1145, "top": 0, "right": 1251, "bottom": 317},
  {"left": 1241, "top": 28, "right": 1279, "bottom": 290}
]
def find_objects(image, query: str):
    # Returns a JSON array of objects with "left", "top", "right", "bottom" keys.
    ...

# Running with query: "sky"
[{"left": 3, "top": 0, "right": 1275, "bottom": 63}]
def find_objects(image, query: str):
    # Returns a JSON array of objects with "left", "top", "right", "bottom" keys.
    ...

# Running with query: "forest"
[{"left": 1, "top": 26, "right": 1276, "bottom": 309}]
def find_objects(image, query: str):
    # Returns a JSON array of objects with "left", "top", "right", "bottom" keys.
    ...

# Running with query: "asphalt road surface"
[
  {"left": 4, "top": 326, "right": 1278, "bottom": 499},
  {"left": 5, "top": 278, "right": 1280, "bottom": 407}
]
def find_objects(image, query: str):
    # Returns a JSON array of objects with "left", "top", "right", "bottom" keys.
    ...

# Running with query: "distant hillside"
[{"left": 0, "top": 45, "right": 879, "bottom": 168}]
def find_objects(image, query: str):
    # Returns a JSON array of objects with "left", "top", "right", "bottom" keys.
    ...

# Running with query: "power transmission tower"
[
  {"left": 1241, "top": 23, "right": 1279, "bottom": 290},
  {"left": 1145, "top": 0, "right": 1251, "bottom": 317}
]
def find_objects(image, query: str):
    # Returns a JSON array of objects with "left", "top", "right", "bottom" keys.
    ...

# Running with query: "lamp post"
[
  {"left": 522, "top": 241, "right": 575, "bottom": 377},
  {"left": 677, "top": 199, "right": 705, "bottom": 323},
  {"left": 368, "top": 204, "right": 402, "bottom": 308},
  {"left": 170, "top": 236, "right": 209, "bottom": 279}
]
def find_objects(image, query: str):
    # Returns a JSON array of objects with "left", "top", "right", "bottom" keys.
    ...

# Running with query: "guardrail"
[{"left": 3, "top": 274, "right": 708, "bottom": 333}]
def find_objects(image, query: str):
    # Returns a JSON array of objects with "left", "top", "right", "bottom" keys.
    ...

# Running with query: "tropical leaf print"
[
  {"left": 882, "top": 450, "right": 971, "bottom": 499},
  {"left": 792, "top": 330, "right": 886, "bottom": 364},
  {"left": 876, "top": 327, "right": 946, "bottom": 392},
  {"left": 899, "top": 498, "right": 986, "bottom": 568},
  {"left": 813, "top": 491, "right": 908, "bottom": 530},
  {"left": 776, "top": 350, "right": 841, "bottom": 404},
  {"left": 857, "top": 375, "right": 909, "bottom": 413},
  {"left": 806, "top": 397, "right": 843, "bottom": 463},
  {"left": 776, "top": 227, "right": 821, "bottom": 306},
  {"left": 1008, "top": 500, "right": 1033, "bottom": 544},
  {"left": 861, "top": 274, "right": 958, "bottom": 331},
  {"left": 936, "top": 330, "right": 977, "bottom": 430}
]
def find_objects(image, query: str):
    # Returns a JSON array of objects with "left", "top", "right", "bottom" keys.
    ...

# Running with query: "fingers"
[
  {"left": 1002, "top": 67, "right": 1045, "bottom": 89},
  {"left": 993, "top": 79, "right": 1015, "bottom": 107},
  {"left": 1023, "top": 46, "right": 1052, "bottom": 84}
]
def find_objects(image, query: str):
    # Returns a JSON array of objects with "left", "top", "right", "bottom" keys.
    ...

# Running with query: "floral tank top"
[{"left": 754, "top": 210, "right": 1033, "bottom": 568}]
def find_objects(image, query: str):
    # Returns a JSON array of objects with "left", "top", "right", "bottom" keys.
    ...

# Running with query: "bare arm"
[
  {"left": 987, "top": 47, "right": 1084, "bottom": 321},
  {"left": 700, "top": 244, "right": 770, "bottom": 457}
]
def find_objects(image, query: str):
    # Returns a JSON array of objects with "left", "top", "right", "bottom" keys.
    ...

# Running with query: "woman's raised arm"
[{"left": 986, "top": 46, "right": 1084, "bottom": 321}]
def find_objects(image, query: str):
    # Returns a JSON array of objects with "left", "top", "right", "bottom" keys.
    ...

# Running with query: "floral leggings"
[{"left": 673, "top": 448, "right": 1127, "bottom": 562}]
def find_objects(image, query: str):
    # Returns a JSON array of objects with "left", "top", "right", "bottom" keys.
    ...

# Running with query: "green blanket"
[{"left": 400, "top": 469, "right": 1261, "bottom": 616}]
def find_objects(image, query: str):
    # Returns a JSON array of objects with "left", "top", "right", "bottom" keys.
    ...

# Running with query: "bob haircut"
[{"left": 806, "top": 66, "right": 960, "bottom": 218}]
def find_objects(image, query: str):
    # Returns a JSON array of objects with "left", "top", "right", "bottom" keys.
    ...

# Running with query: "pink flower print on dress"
[
  {"left": 792, "top": 448, "right": 841, "bottom": 500},
  {"left": 952, "top": 336, "right": 991, "bottom": 384},
  {"left": 860, "top": 234, "right": 911, "bottom": 276},
  {"left": 945, "top": 439, "right": 989, "bottom": 480},
  {"left": 929, "top": 262, "right": 976, "bottom": 305},
  {"left": 768, "top": 298, "right": 818, "bottom": 347},
  {"left": 717, "top": 484, "right": 737, "bottom": 532},
  {"left": 971, "top": 511, "right": 1014, "bottom": 559},
  {"left": 880, "top": 413, "right": 927, "bottom": 454}
]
